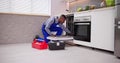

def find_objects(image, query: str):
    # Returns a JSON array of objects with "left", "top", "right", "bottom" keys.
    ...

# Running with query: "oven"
[
  {"left": 74, "top": 16, "right": 91, "bottom": 42},
  {"left": 66, "top": 14, "right": 74, "bottom": 36}
]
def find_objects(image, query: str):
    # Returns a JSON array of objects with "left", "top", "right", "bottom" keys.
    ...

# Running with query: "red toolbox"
[{"left": 32, "top": 39, "right": 48, "bottom": 50}]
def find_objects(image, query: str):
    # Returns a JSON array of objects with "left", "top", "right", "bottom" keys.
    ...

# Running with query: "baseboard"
[{"left": 75, "top": 44, "right": 114, "bottom": 54}]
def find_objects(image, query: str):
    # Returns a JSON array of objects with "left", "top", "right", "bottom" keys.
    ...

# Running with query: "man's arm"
[
  {"left": 45, "top": 17, "right": 54, "bottom": 35},
  {"left": 59, "top": 24, "right": 71, "bottom": 33}
]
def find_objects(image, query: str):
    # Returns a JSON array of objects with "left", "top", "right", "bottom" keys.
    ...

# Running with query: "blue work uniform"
[{"left": 42, "top": 17, "right": 70, "bottom": 43}]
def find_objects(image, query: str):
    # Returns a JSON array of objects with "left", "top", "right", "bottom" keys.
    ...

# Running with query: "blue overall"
[{"left": 42, "top": 20, "right": 63, "bottom": 43}]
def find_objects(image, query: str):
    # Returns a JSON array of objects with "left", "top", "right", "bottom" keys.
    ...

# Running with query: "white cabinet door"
[
  {"left": 11, "top": 0, "right": 31, "bottom": 14},
  {"left": 91, "top": 8, "right": 115, "bottom": 51},
  {"left": 0, "top": 0, "right": 10, "bottom": 12},
  {"left": 31, "top": 0, "right": 51, "bottom": 15}
]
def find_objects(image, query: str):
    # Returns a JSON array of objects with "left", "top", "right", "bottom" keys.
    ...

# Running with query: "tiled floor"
[{"left": 0, "top": 43, "right": 120, "bottom": 63}]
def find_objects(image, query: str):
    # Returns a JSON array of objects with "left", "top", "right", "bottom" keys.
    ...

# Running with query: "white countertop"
[{"left": 68, "top": 6, "right": 115, "bottom": 15}]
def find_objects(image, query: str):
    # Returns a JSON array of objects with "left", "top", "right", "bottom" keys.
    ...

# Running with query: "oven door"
[{"left": 74, "top": 22, "right": 91, "bottom": 42}]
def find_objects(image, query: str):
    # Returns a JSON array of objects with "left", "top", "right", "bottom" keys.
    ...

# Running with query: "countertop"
[{"left": 67, "top": 6, "right": 115, "bottom": 15}]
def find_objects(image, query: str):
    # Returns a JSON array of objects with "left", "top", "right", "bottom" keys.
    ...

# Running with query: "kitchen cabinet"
[
  {"left": 73, "top": 7, "right": 116, "bottom": 51},
  {"left": 91, "top": 7, "right": 116, "bottom": 51}
]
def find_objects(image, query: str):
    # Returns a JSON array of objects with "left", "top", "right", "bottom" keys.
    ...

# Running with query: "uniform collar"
[{"left": 54, "top": 16, "right": 59, "bottom": 23}]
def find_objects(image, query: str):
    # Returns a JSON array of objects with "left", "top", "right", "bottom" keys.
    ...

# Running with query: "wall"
[
  {"left": 0, "top": 13, "right": 49, "bottom": 44},
  {"left": 0, "top": 0, "right": 51, "bottom": 15},
  {"left": 69, "top": 0, "right": 103, "bottom": 12},
  {"left": 0, "top": 0, "right": 67, "bottom": 44},
  {"left": 51, "top": 0, "right": 68, "bottom": 16}
]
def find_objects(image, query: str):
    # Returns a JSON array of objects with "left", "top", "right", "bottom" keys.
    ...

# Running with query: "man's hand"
[
  {"left": 67, "top": 33, "right": 74, "bottom": 36},
  {"left": 51, "top": 34, "right": 56, "bottom": 37}
]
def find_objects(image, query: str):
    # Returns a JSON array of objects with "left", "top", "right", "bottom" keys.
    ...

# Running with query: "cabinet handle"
[
  {"left": 118, "top": 26, "right": 120, "bottom": 29},
  {"left": 118, "top": 21, "right": 120, "bottom": 24}
]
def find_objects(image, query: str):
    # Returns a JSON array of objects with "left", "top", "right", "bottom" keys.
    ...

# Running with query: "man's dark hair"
[{"left": 60, "top": 14, "right": 66, "bottom": 19}]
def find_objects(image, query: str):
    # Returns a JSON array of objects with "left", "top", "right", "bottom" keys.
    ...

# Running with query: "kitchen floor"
[{"left": 0, "top": 43, "right": 120, "bottom": 63}]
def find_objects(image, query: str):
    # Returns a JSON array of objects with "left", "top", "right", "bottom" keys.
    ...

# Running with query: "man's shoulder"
[
  {"left": 50, "top": 16, "right": 58, "bottom": 19},
  {"left": 49, "top": 16, "right": 58, "bottom": 22}
]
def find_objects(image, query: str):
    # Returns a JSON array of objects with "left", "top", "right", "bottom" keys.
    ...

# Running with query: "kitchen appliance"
[
  {"left": 66, "top": 14, "right": 74, "bottom": 36},
  {"left": 116, "top": 0, "right": 120, "bottom": 18},
  {"left": 74, "top": 16, "right": 91, "bottom": 42},
  {"left": 115, "top": 18, "right": 120, "bottom": 58},
  {"left": 114, "top": 0, "right": 120, "bottom": 58}
]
